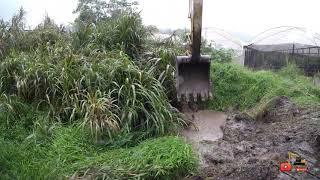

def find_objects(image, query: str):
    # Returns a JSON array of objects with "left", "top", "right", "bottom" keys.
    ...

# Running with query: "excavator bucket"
[
  {"left": 176, "top": 55, "right": 212, "bottom": 102},
  {"left": 175, "top": 0, "right": 212, "bottom": 102}
]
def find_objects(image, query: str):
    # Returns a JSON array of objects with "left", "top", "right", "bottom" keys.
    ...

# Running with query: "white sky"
[{"left": 1, "top": 0, "right": 320, "bottom": 46}]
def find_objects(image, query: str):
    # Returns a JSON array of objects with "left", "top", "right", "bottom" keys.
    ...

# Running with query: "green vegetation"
[
  {"left": 210, "top": 62, "right": 320, "bottom": 112},
  {"left": 0, "top": 48, "right": 184, "bottom": 140},
  {"left": 0, "top": 95, "right": 195, "bottom": 179},
  {"left": 203, "top": 47, "right": 235, "bottom": 63},
  {"left": 0, "top": 1, "right": 196, "bottom": 179},
  {"left": 0, "top": 123, "right": 196, "bottom": 179}
]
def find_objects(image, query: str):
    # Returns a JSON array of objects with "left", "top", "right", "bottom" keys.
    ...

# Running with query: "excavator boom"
[{"left": 176, "top": 0, "right": 212, "bottom": 102}]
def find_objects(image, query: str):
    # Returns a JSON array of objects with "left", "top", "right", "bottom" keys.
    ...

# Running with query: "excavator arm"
[
  {"left": 190, "top": 0, "right": 203, "bottom": 61},
  {"left": 175, "top": 0, "right": 212, "bottom": 103}
]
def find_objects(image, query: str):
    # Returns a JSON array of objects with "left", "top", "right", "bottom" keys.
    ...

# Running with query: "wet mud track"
[{"left": 183, "top": 96, "right": 320, "bottom": 180}]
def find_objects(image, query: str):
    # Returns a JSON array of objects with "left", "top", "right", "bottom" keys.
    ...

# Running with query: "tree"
[
  {"left": 73, "top": 0, "right": 138, "bottom": 25},
  {"left": 72, "top": 0, "right": 145, "bottom": 57}
]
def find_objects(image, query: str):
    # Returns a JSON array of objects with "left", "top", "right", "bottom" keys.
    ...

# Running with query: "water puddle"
[{"left": 182, "top": 110, "right": 227, "bottom": 143}]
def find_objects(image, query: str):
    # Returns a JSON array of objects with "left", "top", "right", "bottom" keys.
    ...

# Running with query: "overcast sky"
[{"left": 1, "top": 0, "right": 320, "bottom": 47}]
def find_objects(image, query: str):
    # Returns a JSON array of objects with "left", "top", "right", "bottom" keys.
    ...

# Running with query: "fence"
[{"left": 244, "top": 44, "right": 320, "bottom": 76}]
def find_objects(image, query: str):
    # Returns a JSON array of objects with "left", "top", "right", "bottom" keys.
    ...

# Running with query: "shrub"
[{"left": 202, "top": 47, "right": 234, "bottom": 63}]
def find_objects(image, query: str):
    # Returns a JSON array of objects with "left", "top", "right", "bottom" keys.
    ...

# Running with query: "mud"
[
  {"left": 184, "top": 96, "right": 320, "bottom": 180},
  {"left": 182, "top": 110, "right": 227, "bottom": 165},
  {"left": 183, "top": 111, "right": 226, "bottom": 142}
]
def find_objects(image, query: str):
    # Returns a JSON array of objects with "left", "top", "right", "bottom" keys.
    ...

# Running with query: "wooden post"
[
  {"left": 292, "top": 43, "right": 295, "bottom": 55},
  {"left": 309, "top": 47, "right": 311, "bottom": 55}
]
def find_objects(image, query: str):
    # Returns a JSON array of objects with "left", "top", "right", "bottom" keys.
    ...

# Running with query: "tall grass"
[
  {"left": 0, "top": 89, "right": 194, "bottom": 179},
  {"left": 0, "top": 46, "right": 184, "bottom": 140},
  {"left": 0, "top": 8, "right": 185, "bottom": 141},
  {"left": 210, "top": 62, "right": 320, "bottom": 112},
  {"left": 73, "top": 12, "right": 147, "bottom": 59},
  {"left": 0, "top": 124, "right": 197, "bottom": 179},
  {"left": 0, "top": 5, "right": 193, "bottom": 179},
  {"left": 140, "top": 30, "right": 188, "bottom": 106}
]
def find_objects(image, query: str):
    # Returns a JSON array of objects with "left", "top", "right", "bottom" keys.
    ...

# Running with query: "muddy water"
[
  {"left": 182, "top": 110, "right": 227, "bottom": 165},
  {"left": 182, "top": 110, "right": 227, "bottom": 142}
]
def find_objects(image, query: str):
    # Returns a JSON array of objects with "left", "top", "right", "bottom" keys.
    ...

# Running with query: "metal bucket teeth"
[
  {"left": 193, "top": 92, "right": 197, "bottom": 102},
  {"left": 209, "top": 92, "right": 213, "bottom": 99},
  {"left": 177, "top": 93, "right": 182, "bottom": 102},
  {"left": 201, "top": 91, "right": 206, "bottom": 101},
  {"left": 177, "top": 90, "right": 211, "bottom": 102},
  {"left": 175, "top": 55, "right": 212, "bottom": 102},
  {"left": 185, "top": 92, "right": 190, "bottom": 102}
]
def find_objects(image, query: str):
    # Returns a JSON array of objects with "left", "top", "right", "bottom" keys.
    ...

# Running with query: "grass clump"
[
  {"left": 0, "top": 96, "right": 195, "bottom": 179},
  {"left": 210, "top": 62, "right": 320, "bottom": 111},
  {"left": 72, "top": 136, "right": 197, "bottom": 179},
  {"left": 0, "top": 124, "right": 196, "bottom": 179}
]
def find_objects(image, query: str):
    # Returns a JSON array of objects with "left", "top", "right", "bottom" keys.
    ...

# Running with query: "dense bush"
[
  {"left": 209, "top": 48, "right": 235, "bottom": 63},
  {"left": 0, "top": 9, "right": 70, "bottom": 59},
  {"left": 0, "top": 47, "right": 184, "bottom": 140},
  {"left": 73, "top": 12, "right": 147, "bottom": 59},
  {"left": 202, "top": 41, "right": 235, "bottom": 63}
]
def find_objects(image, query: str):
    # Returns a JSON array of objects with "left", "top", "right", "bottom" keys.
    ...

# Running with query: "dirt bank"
[{"left": 186, "top": 96, "right": 320, "bottom": 180}]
